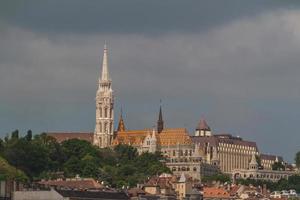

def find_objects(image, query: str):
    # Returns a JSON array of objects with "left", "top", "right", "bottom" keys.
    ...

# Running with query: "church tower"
[{"left": 94, "top": 44, "right": 114, "bottom": 148}]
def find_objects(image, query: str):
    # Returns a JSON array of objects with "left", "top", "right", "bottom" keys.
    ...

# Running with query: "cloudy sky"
[{"left": 1, "top": 0, "right": 300, "bottom": 162}]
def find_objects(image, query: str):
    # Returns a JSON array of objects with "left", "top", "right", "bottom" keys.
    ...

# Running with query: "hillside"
[{"left": 0, "top": 156, "right": 27, "bottom": 181}]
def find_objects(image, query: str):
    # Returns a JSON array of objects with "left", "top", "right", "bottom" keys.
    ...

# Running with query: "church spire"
[
  {"left": 101, "top": 43, "right": 110, "bottom": 81},
  {"left": 94, "top": 43, "right": 114, "bottom": 148},
  {"left": 157, "top": 101, "right": 164, "bottom": 133},
  {"left": 117, "top": 107, "right": 126, "bottom": 132}
]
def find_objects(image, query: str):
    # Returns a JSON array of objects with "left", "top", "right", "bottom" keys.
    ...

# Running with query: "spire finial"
[{"left": 101, "top": 42, "right": 110, "bottom": 81}]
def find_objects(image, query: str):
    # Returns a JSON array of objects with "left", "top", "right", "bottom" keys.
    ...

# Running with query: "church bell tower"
[{"left": 94, "top": 44, "right": 114, "bottom": 148}]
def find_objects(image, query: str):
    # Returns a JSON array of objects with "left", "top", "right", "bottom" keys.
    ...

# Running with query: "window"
[{"left": 105, "top": 107, "right": 108, "bottom": 118}]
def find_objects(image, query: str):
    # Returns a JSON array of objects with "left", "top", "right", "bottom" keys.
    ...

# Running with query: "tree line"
[{"left": 0, "top": 130, "right": 170, "bottom": 188}]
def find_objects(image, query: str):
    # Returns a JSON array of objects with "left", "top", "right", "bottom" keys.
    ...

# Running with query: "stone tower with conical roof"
[
  {"left": 249, "top": 153, "right": 258, "bottom": 170},
  {"left": 94, "top": 44, "right": 114, "bottom": 148},
  {"left": 195, "top": 118, "right": 212, "bottom": 136}
]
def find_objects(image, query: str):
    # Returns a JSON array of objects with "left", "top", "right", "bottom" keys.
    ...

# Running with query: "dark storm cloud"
[
  {"left": 0, "top": 0, "right": 297, "bottom": 35},
  {"left": 1, "top": 1, "right": 300, "bottom": 162}
]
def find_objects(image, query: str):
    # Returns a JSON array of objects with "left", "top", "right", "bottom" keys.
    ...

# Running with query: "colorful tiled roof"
[{"left": 112, "top": 128, "right": 192, "bottom": 147}]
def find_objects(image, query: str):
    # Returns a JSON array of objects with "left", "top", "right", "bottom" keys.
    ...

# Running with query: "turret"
[
  {"left": 249, "top": 153, "right": 258, "bottom": 170},
  {"left": 195, "top": 119, "right": 211, "bottom": 136}
]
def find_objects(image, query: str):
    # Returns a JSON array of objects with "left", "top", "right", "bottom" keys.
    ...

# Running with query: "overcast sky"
[{"left": 1, "top": 0, "right": 300, "bottom": 162}]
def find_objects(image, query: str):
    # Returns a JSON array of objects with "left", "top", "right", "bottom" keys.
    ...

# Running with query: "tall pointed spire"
[
  {"left": 117, "top": 107, "right": 126, "bottom": 132},
  {"left": 94, "top": 42, "right": 114, "bottom": 148},
  {"left": 101, "top": 43, "right": 110, "bottom": 81},
  {"left": 157, "top": 100, "right": 164, "bottom": 133}
]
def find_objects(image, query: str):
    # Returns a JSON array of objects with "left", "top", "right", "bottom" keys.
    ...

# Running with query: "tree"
[
  {"left": 0, "top": 138, "right": 3, "bottom": 154},
  {"left": 11, "top": 130, "right": 19, "bottom": 140},
  {"left": 202, "top": 173, "right": 231, "bottom": 184},
  {"left": 6, "top": 139, "right": 49, "bottom": 178},
  {"left": 114, "top": 144, "right": 138, "bottom": 162},
  {"left": 25, "top": 130, "right": 32, "bottom": 141},
  {"left": 272, "top": 162, "right": 285, "bottom": 171},
  {"left": 295, "top": 151, "right": 300, "bottom": 168},
  {"left": 255, "top": 155, "right": 262, "bottom": 168},
  {"left": 63, "top": 156, "right": 82, "bottom": 177},
  {"left": 62, "top": 139, "right": 99, "bottom": 159}
]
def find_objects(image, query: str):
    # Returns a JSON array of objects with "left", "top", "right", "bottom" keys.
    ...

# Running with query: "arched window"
[
  {"left": 105, "top": 107, "right": 108, "bottom": 118},
  {"left": 110, "top": 108, "right": 113, "bottom": 118},
  {"left": 100, "top": 107, "right": 102, "bottom": 118},
  {"left": 99, "top": 122, "right": 102, "bottom": 132},
  {"left": 193, "top": 167, "right": 197, "bottom": 171}
]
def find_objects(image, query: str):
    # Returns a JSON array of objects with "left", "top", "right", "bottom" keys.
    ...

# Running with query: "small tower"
[
  {"left": 195, "top": 119, "right": 211, "bottom": 137},
  {"left": 94, "top": 44, "right": 114, "bottom": 148},
  {"left": 211, "top": 147, "right": 220, "bottom": 166},
  {"left": 149, "top": 128, "right": 157, "bottom": 153},
  {"left": 249, "top": 153, "right": 258, "bottom": 170},
  {"left": 157, "top": 103, "right": 164, "bottom": 133},
  {"left": 117, "top": 108, "right": 126, "bottom": 132}
]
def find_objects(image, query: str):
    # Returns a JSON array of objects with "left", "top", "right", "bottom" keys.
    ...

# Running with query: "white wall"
[{"left": 13, "top": 190, "right": 65, "bottom": 200}]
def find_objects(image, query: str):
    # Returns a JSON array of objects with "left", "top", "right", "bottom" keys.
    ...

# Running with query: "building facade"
[
  {"left": 192, "top": 119, "right": 259, "bottom": 174},
  {"left": 232, "top": 154, "right": 296, "bottom": 182}
]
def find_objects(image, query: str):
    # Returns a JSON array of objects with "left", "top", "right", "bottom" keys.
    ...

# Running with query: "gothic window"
[
  {"left": 110, "top": 108, "right": 113, "bottom": 118},
  {"left": 99, "top": 107, "right": 102, "bottom": 117},
  {"left": 110, "top": 122, "right": 112, "bottom": 133},
  {"left": 105, "top": 107, "right": 108, "bottom": 118},
  {"left": 100, "top": 122, "right": 102, "bottom": 132}
]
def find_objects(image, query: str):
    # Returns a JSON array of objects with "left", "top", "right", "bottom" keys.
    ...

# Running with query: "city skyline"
[{"left": 1, "top": 0, "right": 300, "bottom": 162}]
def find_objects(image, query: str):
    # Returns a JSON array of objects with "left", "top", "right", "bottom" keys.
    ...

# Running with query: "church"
[{"left": 47, "top": 44, "right": 287, "bottom": 178}]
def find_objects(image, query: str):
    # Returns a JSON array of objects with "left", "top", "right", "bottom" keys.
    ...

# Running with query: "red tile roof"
[
  {"left": 191, "top": 134, "right": 258, "bottom": 150},
  {"left": 47, "top": 132, "right": 93, "bottom": 143},
  {"left": 203, "top": 187, "right": 230, "bottom": 198},
  {"left": 39, "top": 178, "right": 103, "bottom": 189},
  {"left": 196, "top": 119, "right": 211, "bottom": 131}
]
